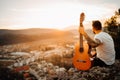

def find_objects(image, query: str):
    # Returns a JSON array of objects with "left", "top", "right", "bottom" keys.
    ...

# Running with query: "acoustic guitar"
[{"left": 73, "top": 12, "right": 91, "bottom": 70}]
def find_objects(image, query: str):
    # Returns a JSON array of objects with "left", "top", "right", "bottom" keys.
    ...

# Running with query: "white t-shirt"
[{"left": 94, "top": 32, "right": 115, "bottom": 65}]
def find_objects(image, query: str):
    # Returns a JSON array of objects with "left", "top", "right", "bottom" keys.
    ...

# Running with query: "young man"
[{"left": 79, "top": 20, "right": 115, "bottom": 67}]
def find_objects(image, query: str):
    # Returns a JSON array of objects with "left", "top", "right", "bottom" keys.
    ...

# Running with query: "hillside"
[
  {"left": 0, "top": 28, "right": 74, "bottom": 45},
  {"left": 0, "top": 28, "right": 70, "bottom": 35}
]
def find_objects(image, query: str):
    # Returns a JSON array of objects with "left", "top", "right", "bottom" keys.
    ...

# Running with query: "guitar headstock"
[{"left": 80, "top": 12, "right": 85, "bottom": 23}]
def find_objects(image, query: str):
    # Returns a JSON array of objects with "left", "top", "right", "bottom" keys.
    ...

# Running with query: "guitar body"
[
  {"left": 73, "top": 41, "right": 91, "bottom": 70},
  {"left": 73, "top": 12, "right": 91, "bottom": 70}
]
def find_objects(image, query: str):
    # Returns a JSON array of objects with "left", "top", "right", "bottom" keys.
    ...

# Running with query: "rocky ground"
[
  {"left": 0, "top": 59, "right": 120, "bottom": 80},
  {"left": 0, "top": 39, "right": 120, "bottom": 80}
]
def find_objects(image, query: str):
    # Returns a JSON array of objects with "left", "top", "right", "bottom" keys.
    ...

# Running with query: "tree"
[{"left": 103, "top": 8, "right": 120, "bottom": 59}]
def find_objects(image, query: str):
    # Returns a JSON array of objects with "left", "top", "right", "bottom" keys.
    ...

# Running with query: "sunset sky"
[{"left": 0, "top": 0, "right": 119, "bottom": 30}]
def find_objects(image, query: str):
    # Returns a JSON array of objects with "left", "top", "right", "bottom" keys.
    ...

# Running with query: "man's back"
[{"left": 94, "top": 32, "right": 115, "bottom": 65}]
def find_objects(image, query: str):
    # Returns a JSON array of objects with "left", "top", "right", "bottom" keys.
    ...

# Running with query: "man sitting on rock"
[{"left": 79, "top": 20, "right": 115, "bottom": 67}]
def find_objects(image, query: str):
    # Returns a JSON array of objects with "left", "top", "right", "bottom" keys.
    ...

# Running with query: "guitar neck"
[{"left": 79, "top": 23, "right": 84, "bottom": 52}]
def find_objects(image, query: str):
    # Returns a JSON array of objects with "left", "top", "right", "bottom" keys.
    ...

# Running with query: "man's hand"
[{"left": 79, "top": 27, "right": 86, "bottom": 35}]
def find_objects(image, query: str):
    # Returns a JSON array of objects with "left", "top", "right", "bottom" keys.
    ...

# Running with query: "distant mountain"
[
  {"left": 0, "top": 28, "right": 67, "bottom": 35},
  {"left": 0, "top": 28, "right": 74, "bottom": 45},
  {"left": 0, "top": 28, "right": 94, "bottom": 45},
  {"left": 64, "top": 25, "right": 78, "bottom": 31}
]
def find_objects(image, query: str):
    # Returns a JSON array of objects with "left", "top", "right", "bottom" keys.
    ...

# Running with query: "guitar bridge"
[{"left": 77, "top": 60, "right": 86, "bottom": 63}]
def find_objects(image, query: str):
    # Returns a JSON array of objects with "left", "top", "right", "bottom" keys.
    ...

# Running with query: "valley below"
[{"left": 0, "top": 28, "right": 120, "bottom": 80}]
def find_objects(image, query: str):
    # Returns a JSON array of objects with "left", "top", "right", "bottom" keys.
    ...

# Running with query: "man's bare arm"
[
  {"left": 83, "top": 32, "right": 101, "bottom": 48},
  {"left": 79, "top": 23, "right": 101, "bottom": 47}
]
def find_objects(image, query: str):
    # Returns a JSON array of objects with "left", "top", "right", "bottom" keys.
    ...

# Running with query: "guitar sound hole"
[{"left": 79, "top": 48, "right": 84, "bottom": 52}]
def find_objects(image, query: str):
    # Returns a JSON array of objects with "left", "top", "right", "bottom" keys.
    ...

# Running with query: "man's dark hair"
[{"left": 92, "top": 20, "right": 102, "bottom": 30}]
